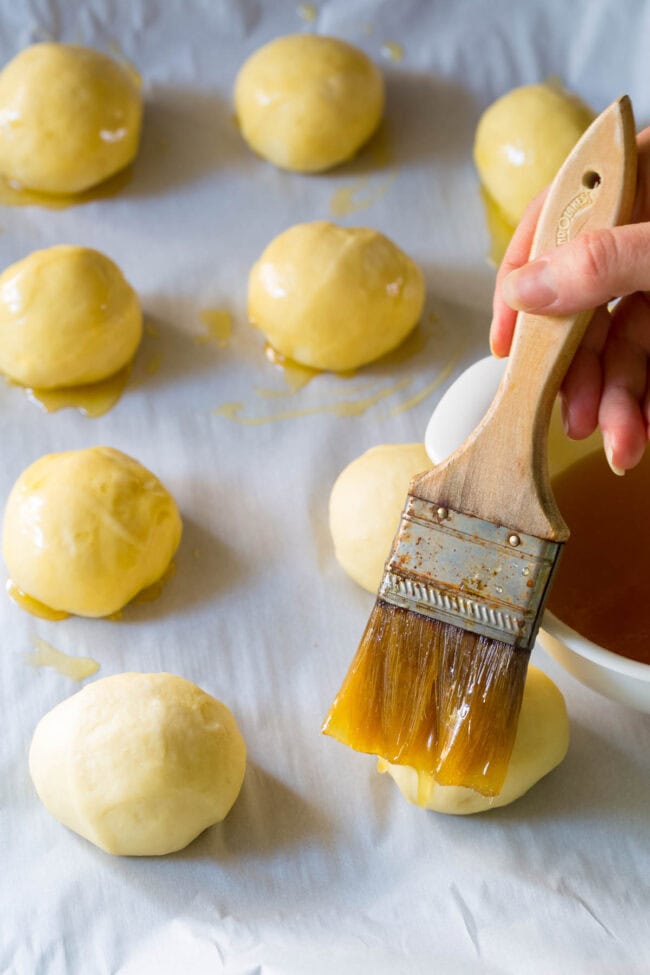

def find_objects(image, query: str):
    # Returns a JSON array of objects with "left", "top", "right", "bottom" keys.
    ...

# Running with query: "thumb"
[{"left": 501, "top": 222, "right": 650, "bottom": 315}]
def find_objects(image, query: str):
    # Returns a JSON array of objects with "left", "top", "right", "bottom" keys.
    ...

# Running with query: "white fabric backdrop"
[{"left": 0, "top": 2, "right": 648, "bottom": 972}]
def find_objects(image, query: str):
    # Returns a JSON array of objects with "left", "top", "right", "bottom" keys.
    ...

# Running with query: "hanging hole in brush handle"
[{"left": 582, "top": 169, "right": 601, "bottom": 189}]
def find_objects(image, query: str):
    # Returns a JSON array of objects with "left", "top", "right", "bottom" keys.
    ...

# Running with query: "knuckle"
[{"left": 575, "top": 229, "right": 619, "bottom": 284}]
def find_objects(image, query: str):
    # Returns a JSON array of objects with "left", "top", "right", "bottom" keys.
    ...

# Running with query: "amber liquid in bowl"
[{"left": 548, "top": 449, "right": 650, "bottom": 665}]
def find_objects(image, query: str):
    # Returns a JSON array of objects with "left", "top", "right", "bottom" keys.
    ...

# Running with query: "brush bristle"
[{"left": 322, "top": 600, "right": 530, "bottom": 796}]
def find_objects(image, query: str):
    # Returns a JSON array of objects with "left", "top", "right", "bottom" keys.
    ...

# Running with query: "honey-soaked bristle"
[
  {"left": 433, "top": 625, "right": 529, "bottom": 794},
  {"left": 322, "top": 600, "right": 529, "bottom": 796}
]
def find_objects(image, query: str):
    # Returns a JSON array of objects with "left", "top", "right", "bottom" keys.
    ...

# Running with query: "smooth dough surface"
[
  {"left": 235, "top": 34, "right": 384, "bottom": 172},
  {"left": 3, "top": 447, "right": 182, "bottom": 617},
  {"left": 249, "top": 222, "right": 425, "bottom": 371},
  {"left": 379, "top": 666, "right": 569, "bottom": 814},
  {"left": 330, "top": 443, "right": 432, "bottom": 593},
  {"left": 0, "top": 245, "right": 142, "bottom": 388},
  {"left": 29, "top": 673, "right": 247, "bottom": 856},
  {"left": 0, "top": 43, "right": 142, "bottom": 194},
  {"left": 474, "top": 83, "right": 593, "bottom": 225}
]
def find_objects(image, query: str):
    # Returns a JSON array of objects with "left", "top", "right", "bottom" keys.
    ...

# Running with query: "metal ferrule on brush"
[{"left": 379, "top": 495, "right": 564, "bottom": 651}]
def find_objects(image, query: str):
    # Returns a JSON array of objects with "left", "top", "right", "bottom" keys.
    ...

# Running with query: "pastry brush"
[{"left": 323, "top": 96, "right": 637, "bottom": 796}]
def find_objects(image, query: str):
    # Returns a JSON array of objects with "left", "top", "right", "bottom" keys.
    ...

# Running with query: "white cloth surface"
[{"left": 0, "top": 1, "right": 649, "bottom": 973}]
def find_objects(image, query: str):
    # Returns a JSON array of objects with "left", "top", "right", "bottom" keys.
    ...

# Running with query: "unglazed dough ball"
[
  {"left": 3, "top": 447, "right": 181, "bottom": 618},
  {"left": 0, "top": 246, "right": 142, "bottom": 389},
  {"left": 29, "top": 673, "right": 247, "bottom": 856},
  {"left": 235, "top": 34, "right": 384, "bottom": 172},
  {"left": 330, "top": 443, "right": 432, "bottom": 593},
  {"left": 249, "top": 222, "right": 425, "bottom": 371},
  {"left": 0, "top": 43, "right": 142, "bottom": 194},
  {"left": 474, "top": 83, "right": 593, "bottom": 226},
  {"left": 380, "top": 666, "right": 569, "bottom": 813}
]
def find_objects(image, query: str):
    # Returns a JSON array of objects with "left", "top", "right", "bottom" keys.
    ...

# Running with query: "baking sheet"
[{"left": 1, "top": 1, "right": 649, "bottom": 972}]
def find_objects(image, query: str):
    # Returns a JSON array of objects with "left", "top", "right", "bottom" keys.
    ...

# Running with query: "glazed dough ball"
[
  {"left": 379, "top": 666, "right": 569, "bottom": 813},
  {"left": 330, "top": 443, "right": 432, "bottom": 593},
  {"left": 0, "top": 246, "right": 142, "bottom": 389},
  {"left": 249, "top": 222, "right": 425, "bottom": 371},
  {"left": 0, "top": 43, "right": 142, "bottom": 194},
  {"left": 29, "top": 673, "right": 247, "bottom": 856},
  {"left": 3, "top": 447, "right": 181, "bottom": 618},
  {"left": 474, "top": 83, "right": 593, "bottom": 226},
  {"left": 235, "top": 34, "right": 384, "bottom": 172}
]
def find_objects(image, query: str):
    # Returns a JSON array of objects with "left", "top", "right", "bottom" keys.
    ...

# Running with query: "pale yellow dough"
[
  {"left": 330, "top": 443, "right": 432, "bottom": 592},
  {"left": 380, "top": 666, "right": 569, "bottom": 813},
  {"left": 249, "top": 222, "right": 425, "bottom": 371},
  {"left": 474, "top": 82, "right": 593, "bottom": 226},
  {"left": 29, "top": 673, "right": 247, "bottom": 856},
  {"left": 0, "top": 245, "right": 142, "bottom": 389},
  {"left": 0, "top": 43, "right": 142, "bottom": 194},
  {"left": 235, "top": 34, "right": 384, "bottom": 172},
  {"left": 3, "top": 447, "right": 182, "bottom": 618}
]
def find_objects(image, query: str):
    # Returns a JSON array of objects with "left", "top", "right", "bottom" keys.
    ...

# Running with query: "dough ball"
[
  {"left": 0, "top": 246, "right": 142, "bottom": 389},
  {"left": 379, "top": 666, "right": 569, "bottom": 813},
  {"left": 0, "top": 43, "right": 142, "bottom": 194},
  {"left": 474, "top": 83, "right": 593, "bottom": 226},
  {"left": 235, "top": 34, "right": 384, "bottom": 172},
  {"left": 29, "top": 673, "right": 247, "bottom": 856},
  {"left": 330, "top": 443, "right": 432, "bottom": 593},
  {"left": 3, "top": 447, "right": 182, "bottom": 618},
  {"left": 249, "top": 222, "right": 425, "bottom": 371}
]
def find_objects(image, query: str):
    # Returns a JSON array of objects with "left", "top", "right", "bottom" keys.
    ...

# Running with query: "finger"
[
  {"left": 609, "top": 289, "right": 650, "bottom": 354},
  {"left": 501, "top": 222, "right": 650, "bottom": 317},
  {"left": 559, "top": 305, "right": 611, "bottom": 439},
  {"left": 631, "top": 126, "right": 650, "bottom": 222},
  {"left": 497, "top": 125, "right": 650, "bottom": 327},
  {"left": 598, "top": 293, "right": 650, "bottom": 472},
  {"left": 490, "top": 191, "right": 547, "bottom": 358}
]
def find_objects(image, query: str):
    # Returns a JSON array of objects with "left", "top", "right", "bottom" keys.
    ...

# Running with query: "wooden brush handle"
[{"left": 414, "top": 95, "right": 638, "bottom": 540}]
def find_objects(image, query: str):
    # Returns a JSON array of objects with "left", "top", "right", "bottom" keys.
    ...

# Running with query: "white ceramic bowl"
[{"left": 425, "top": 355, "right": 650, "bottom": 713}]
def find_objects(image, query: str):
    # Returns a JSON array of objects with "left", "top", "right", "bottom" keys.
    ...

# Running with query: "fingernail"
[
  {"left": 502, "top": 260, "right": 557, "bottom": 311},
  {"left": 603, "top": 432, "right": 626, "bottom": 476}
]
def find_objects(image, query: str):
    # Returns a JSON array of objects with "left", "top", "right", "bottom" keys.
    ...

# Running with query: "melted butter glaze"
[
  {"left": 25, "top": 637, "right": 99, "bottom": 681},
  {"left": 7, "top": 561, "right": 176, "bottom": 622},
  {"left": 0, "top": 165, "right": 133, "bottom": 209},
  {"left": 24, "top": 365, "right": 131, "bottom": 417},
  {"left": 195, "top": 308, "right": 233, "bottom": 347}
]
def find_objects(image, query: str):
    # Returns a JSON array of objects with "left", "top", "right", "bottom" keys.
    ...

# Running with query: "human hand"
[{"left": 490, "top": 128, "right": 650, "bottom": 474}]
